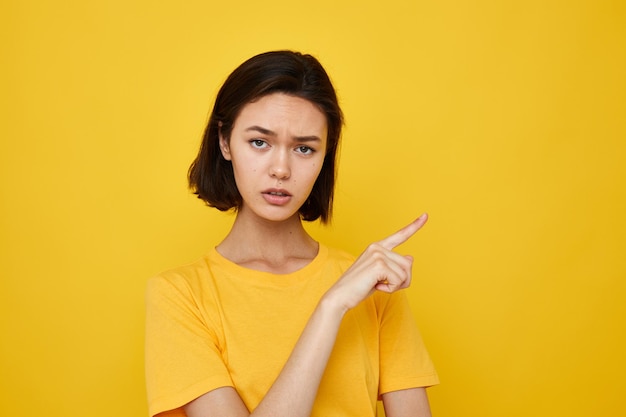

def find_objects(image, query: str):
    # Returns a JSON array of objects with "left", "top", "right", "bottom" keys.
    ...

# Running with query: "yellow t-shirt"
[{"left": 145, "top": 244, "right": 439, "bottom": 417}]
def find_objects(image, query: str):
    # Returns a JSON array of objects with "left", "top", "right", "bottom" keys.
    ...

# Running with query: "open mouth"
[
  {"left": 263, "top": 188, "right": 292, "bottom": 197},
  {"left": 262, "top": 189, "right": 292, "bottom": 205}
]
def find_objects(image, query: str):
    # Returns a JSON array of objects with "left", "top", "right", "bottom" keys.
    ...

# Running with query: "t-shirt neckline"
[{"left": 207, "top": 243, "right": 329, "bottom": 284}]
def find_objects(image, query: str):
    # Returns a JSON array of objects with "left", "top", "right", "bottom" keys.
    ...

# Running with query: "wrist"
[{"left": 319, "top": 289, "right": 350, "bottom": 318}]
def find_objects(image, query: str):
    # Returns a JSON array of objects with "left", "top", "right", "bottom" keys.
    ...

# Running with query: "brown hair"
[{"left": 188, "top": 50, "right": 344, "bottom": 223}]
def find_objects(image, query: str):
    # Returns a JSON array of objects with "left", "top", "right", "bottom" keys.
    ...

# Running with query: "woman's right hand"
[{"left": 324, "top": 213, "right": 429, "bottom": 313}]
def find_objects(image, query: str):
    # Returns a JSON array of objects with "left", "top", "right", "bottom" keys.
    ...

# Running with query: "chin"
[{"left": 251, "top": 208, "right": 301, "bottom": 223}]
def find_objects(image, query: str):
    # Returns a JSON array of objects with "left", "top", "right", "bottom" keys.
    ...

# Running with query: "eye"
[
  {"left": 249, "top": 139, "right": 268, "bottom": 149},
  {"left": 295, "top": 145, "right": 315, "bottom": 155}
]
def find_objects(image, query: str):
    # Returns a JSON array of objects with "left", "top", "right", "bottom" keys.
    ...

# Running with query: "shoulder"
[
  {"left": 146, "top": 255, "right": 214, "bottom": 304},
  {"left": 323, "top": 245, "right": 356, "bottom": 267},
  {"left": 314, "top": 244, "right": 357, "bottom": 281}
]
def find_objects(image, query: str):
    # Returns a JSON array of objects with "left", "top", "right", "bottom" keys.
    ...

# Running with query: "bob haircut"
[{"left": 188, "top": 50, "right": 344, "bottom": 223}]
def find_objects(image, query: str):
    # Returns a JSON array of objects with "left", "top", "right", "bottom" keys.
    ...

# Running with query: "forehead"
[{"left": 234, "top": 93, "right": 328, "bottom": 138}]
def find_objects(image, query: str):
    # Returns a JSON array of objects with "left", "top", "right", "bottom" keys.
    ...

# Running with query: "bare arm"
[
  {"left": 184, "top": 214, "right": 430, "bottom": 417},
  {"left": 382, "top": 388, "right": 433, "bottom": 417}
]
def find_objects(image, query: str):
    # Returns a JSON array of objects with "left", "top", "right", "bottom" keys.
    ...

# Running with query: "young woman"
[{"left": 145, "top": 51, "right": 439, "bottom": 417}]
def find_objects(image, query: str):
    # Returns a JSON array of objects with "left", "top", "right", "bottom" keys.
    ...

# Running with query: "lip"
[{"left": 261, "top": 188, "right": 292, "bottom": 205}]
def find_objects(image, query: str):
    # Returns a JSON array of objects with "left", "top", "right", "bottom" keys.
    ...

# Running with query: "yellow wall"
[{"left": 2, "top": 1, "right": 624, "bottom": 416}]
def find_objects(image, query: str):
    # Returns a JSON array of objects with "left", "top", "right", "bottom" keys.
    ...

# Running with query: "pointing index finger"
[{"left": 378, "top": 213, "right": 428, "bottom": 250}]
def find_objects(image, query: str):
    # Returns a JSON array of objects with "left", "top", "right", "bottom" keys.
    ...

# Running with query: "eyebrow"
[{"left": 244, "top": 125, "right": 322, "bottom": 143}]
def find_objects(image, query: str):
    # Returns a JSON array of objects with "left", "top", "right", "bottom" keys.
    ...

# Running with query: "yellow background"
[{"left": 2, "top": 1, "right": 624, "bottom": 416}]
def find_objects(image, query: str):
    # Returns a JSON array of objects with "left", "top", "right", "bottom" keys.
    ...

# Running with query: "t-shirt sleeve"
[
  {"left": 377, "top": 290, "right": 439, "bottom": 395},
  {"left": 145, "top": 274, "right": 233, "bottom": 417}
]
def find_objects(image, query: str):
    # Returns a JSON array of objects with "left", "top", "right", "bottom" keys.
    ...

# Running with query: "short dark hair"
[{"left": 188, "top": 50, "right": 344, "bottom": 223}]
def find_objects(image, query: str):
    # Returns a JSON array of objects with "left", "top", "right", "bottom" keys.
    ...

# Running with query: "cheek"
[
  {"left": 232, "top": 155, "right": 258, "bottom": 177},
  {"left": 312, "top": 161, "right": 324, "bottom": 176},
  {"left": 304, "top": 162, "right": 323, "bottom": 185}
]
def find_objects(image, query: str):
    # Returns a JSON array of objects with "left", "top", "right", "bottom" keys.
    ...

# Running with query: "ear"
[{"left": 218, "top": 123, "right": 232, "bottom": 161}]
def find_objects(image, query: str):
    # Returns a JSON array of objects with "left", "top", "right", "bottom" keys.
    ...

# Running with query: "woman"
[{"left": 145, "top": 50, "right": 439, "bottom": 417}]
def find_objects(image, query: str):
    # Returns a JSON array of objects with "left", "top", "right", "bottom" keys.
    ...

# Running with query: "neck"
[{"left": 216, "top": 210, "right": 319, "bottom": 274}]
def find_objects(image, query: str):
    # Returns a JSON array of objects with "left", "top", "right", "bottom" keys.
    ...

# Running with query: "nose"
[{"left": 269, "top": 149, "right": 291, "bottom": 180}]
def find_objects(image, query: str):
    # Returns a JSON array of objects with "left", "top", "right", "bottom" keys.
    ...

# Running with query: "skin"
[
  {"left": 185, "top": 93, "right": 433, "bottom": 417},
  {"left": 217, "top": 93, "right": 327, "bottom": 272}
]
